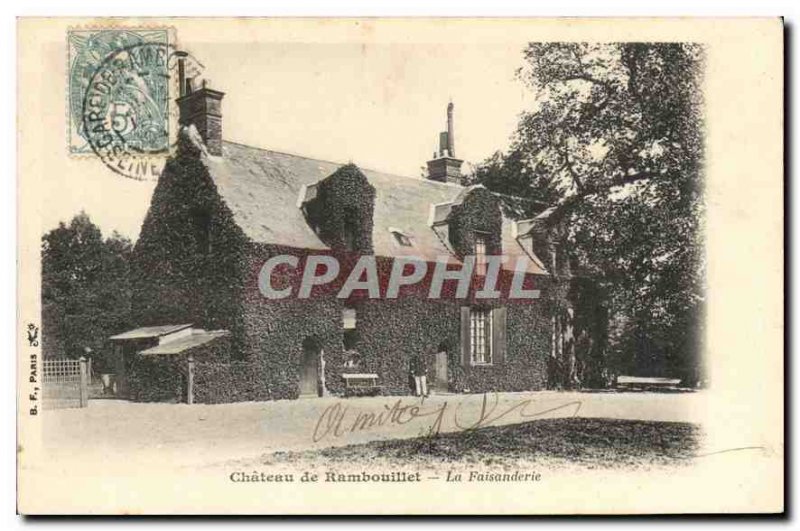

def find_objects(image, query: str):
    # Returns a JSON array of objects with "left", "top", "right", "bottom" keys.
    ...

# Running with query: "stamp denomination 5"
[{"left": 68, "top": 28, "right": 184, "bottom": 180}]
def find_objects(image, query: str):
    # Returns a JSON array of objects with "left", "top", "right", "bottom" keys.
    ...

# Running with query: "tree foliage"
[
  {"left": 470, "top": 42, "right": 705, "bottom": 385},
  {"left": 41, "top": 212, "right": 133, "bottom": 372}
]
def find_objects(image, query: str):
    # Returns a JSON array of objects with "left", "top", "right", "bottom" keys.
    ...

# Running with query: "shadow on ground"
[{"left": 266, "top": 417, "right": 701, "bottom": 470}]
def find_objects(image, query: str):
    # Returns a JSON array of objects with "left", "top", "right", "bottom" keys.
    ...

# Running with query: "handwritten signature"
[{"left": 312, "top": 393, "right": 582, "bottom": 443}]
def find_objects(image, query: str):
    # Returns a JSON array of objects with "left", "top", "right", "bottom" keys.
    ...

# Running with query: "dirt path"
[{"left": 34, "top": 390, "right": 705, "bottom": 472}]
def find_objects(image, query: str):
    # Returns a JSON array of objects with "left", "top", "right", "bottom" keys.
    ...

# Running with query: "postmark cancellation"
[{"left": 67, "top": 27, "right": 181, "bottom": 180}]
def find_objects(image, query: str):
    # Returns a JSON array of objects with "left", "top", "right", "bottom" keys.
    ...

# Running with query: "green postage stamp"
[{"left": 67, "top": 28, "right": 175, "bottom": 178}]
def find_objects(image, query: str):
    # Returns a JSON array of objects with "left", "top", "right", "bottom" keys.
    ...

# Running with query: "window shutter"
[
  {"left": 460, "top": 306, "right": 470, "bottom": 366},
  {"left": 492, "top": 306, "right": 507, "bottom": 365}
]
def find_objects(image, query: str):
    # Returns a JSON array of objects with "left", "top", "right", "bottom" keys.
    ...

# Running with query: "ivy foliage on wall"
[
  {"left": 304, "top": 164, "right": 376, "bottom": 254},
  {"left": 131, "top": 153, "right": 250, "bottom": 357},
  {"left": 131, "top": 144, "right": 558, "bottom": 402}
]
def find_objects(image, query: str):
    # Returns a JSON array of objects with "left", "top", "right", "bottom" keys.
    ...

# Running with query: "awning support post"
[{"left": 187, "top": 354, "right": 195, "bottom": 405}]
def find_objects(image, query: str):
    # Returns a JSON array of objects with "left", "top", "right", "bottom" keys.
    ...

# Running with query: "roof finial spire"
[{"left": 446, "top": 101, "right": 455, "bottom": 158}]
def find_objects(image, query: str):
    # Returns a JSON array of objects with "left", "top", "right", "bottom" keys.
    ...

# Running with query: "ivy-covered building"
[{"left": 122, "top": 73, "right": 563, "bottom": 403}]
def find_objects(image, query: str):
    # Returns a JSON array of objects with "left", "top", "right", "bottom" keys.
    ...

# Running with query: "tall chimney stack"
[
  {"left": 447, "top": 101, "right": 455, "bottom": 157},
  {"left": 426, "top": 102, "right": 463, "bottom": 184},
  {"left": 175, "top": 54, "right": 225, "bottom": 157},
  {"left": 175, "top": 51, "right": 189, "bottom": 96}
]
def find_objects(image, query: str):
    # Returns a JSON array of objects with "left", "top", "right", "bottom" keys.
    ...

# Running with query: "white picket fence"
[{"left": 42, "top": 357, "right": 89, "bottom": 409}]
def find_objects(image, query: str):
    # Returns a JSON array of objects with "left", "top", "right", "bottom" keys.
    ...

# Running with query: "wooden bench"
[
  {"left": 342, "top": 373, "right": 382, "bottom": 397},
  {"left": 616, "top": 376, "right": 681, "bottom": 391}
]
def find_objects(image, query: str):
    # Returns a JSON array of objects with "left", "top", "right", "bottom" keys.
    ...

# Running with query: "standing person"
[{"left": 409, "top": 354, "right": 428, "bottom": 397}]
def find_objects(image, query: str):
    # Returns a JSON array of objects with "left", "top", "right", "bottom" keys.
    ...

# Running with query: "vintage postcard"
[{"left": 16, "top": 18, "right": 783, "bottom": 515}]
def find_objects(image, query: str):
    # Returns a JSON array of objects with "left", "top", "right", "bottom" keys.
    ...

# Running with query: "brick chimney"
[
  {"left": 427, "top": 102, "right": 463, "bottom": 184},
  {"left": 175, "top": 52, "right": 225, "bottom": 156}
]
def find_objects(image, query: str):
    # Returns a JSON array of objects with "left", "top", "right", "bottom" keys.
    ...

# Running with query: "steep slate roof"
[{"left": 202, "top": 140, "right": 548, "bottom": 274}]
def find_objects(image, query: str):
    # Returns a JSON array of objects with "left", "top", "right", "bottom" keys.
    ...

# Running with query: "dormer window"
[
  {"left": 389, "top": 227, "right": 413, "bottom": 247},
  {"left": 474, "top": 232, "right": 488, "bottom": 276},
  {"left": 298, "top": 165, "right": 376, "bottom": 255}
]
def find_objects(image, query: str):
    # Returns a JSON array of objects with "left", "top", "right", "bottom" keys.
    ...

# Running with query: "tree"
[
  {"left": 469, "top": 43, "right": 705, "bottom": 387},
  {"left": 41, "top": 212, "right": 133, "bottom": 373}
]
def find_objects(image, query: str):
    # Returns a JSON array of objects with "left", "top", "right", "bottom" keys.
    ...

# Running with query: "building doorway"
[
  {"left": 434, "top": 342, "right": 449, "bottom": 393},
  {"left": 300, "top": 337, "right": 322, "bottom": 397}
]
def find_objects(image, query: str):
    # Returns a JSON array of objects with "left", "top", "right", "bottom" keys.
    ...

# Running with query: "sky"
[{"left": 40, "top": 29, "right": 536, "bottom": 241}]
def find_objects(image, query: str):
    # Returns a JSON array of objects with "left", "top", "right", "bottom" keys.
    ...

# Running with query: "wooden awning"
[{"left": 139, "top": 330, "right": 230, "bottom": 356}]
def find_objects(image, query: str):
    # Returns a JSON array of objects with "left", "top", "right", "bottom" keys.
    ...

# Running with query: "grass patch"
[{"left": 268, "top": 417, "right": 701, "bottom": 470}]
